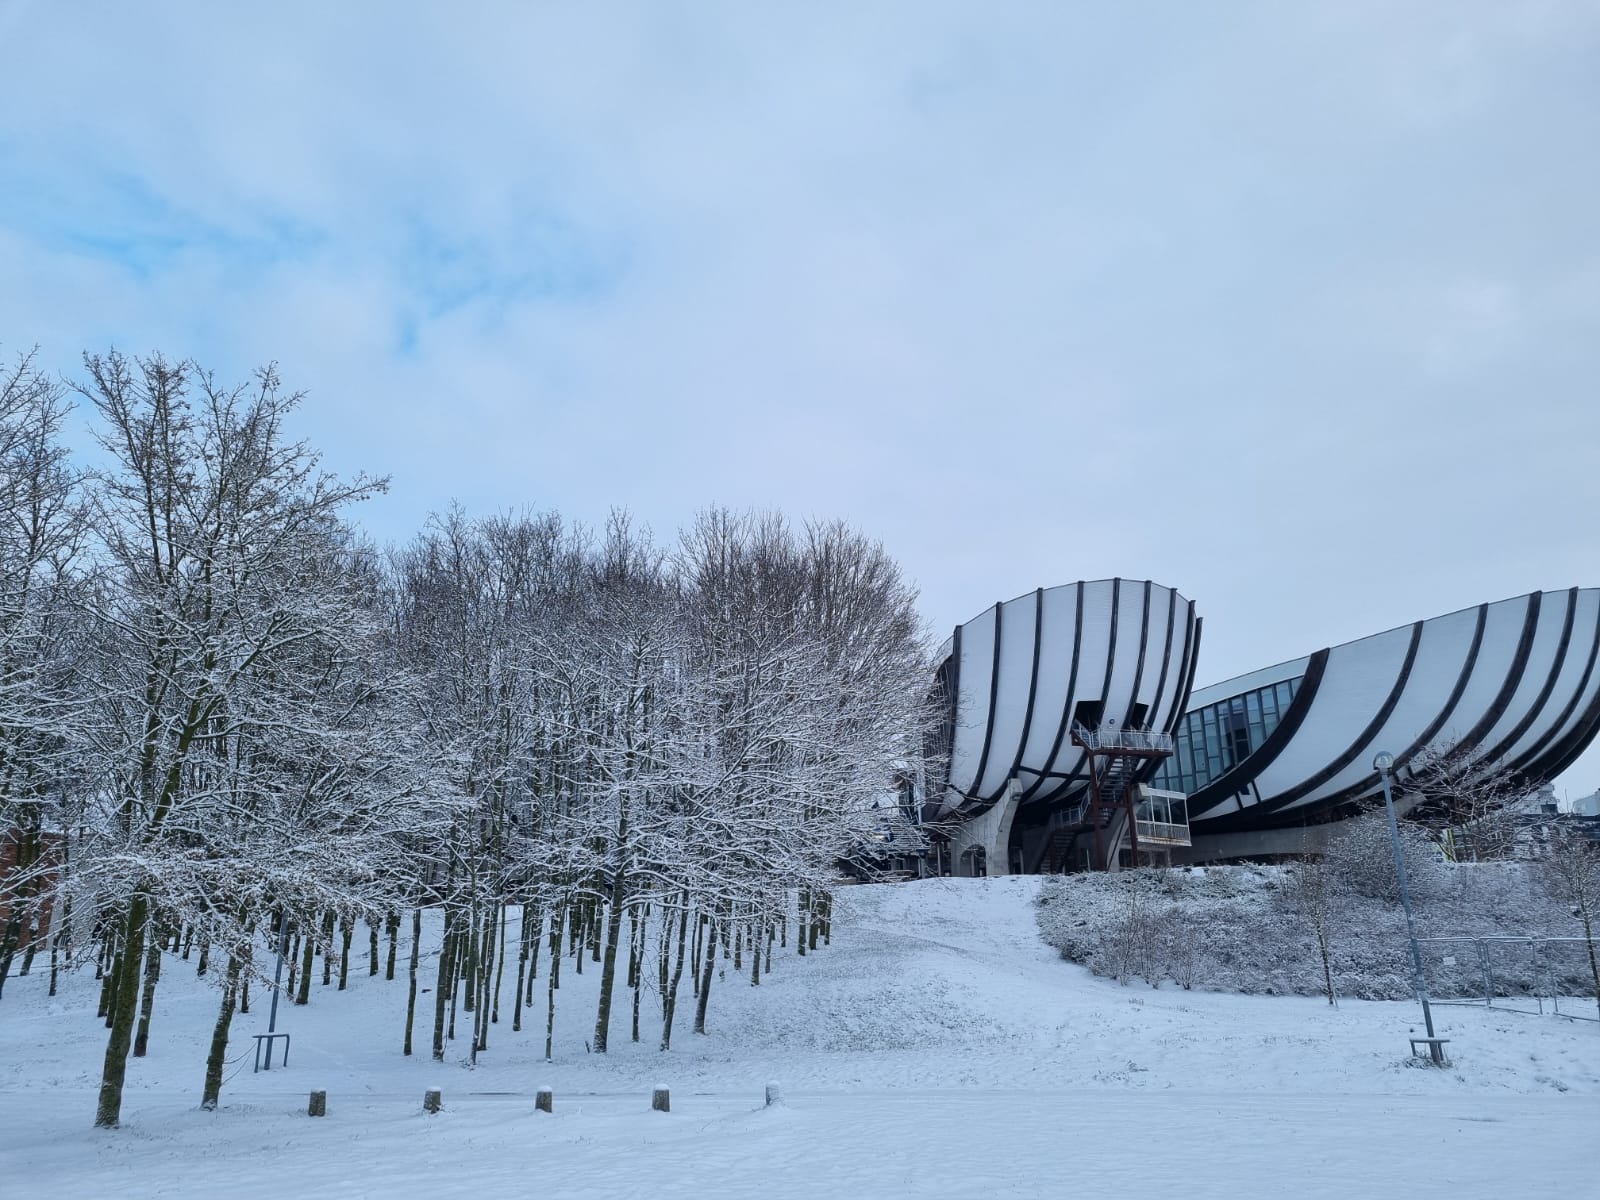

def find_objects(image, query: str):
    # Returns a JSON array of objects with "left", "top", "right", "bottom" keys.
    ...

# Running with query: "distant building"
[
  {"left": 0, "top": 828, "right": 63, "bottom": 954},
  {"left": 1561, "top": 788, "right": 1600, "bottom": 818},
  {"left": 929, "top": 584, "right": 1600, "bottom": 875}
]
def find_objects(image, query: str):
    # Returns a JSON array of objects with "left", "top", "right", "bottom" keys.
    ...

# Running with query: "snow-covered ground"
[{"left": 3, "top": 877, "right": 1596, "bottom": 1198}]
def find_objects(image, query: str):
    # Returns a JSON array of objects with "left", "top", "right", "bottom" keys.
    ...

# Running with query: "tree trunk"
[
  {"left": 571, "top": 899, "right": 584, "bottom": 976},
  {"left": 692, "top": 917, "right": 716, "bottom": 1035},
  {"left": 630, "top": 904, "right": 646, "bottom": 1043},
  {"left": 103, "top": 943, "right": 122, "bottom": 1029},
  {"left": 385, "top": 910, "right": 399, "bottom": 981},
  {"left": 200, "top": 955, "right": 242, "bottom": 1110},
  {"left": 593, "top": 866, "right": 627, "bottom": 1053},
  {"left": 691, "top": 913, "right": 705, "bottom": 995},
  {"left": 544, "top": 905, "right": 564, "bottom": 1061},
  {"left": 96, "top": 935, "right": 116, "bottom": 1018},
  {"left": 1582, "top": 911, "right": 1600, "bottom": 1022},
  {"left": 512, "top": 905, "right": 531, "bottom": 1032},
  {"left": 1317, "top": 926, "right": 1336, "bottom": 1006},
  {"left": 403, "top": 907, "right": 421, "bottom": 1056},
  {"left": 526, "top": 904, "right": 542, "bottom": 993},
  {"left": 320, "top": 910, "right": 335, "bottom": 987},
  {"left": 18, "top": 915, "right": 40, "bottom": 977},
  {"left": 461, "top": 900, "right": 479, "bottom": 1014},
  {"left": 548, "top": 903, "right": 562, "bottom": 992},
  {"left": 133, "top": 921, "right": 163, "bottom": 1057},
  {"left": 661, "top": 904, "right": 689, "bottom": 1051},
  {"left": 338, "top": 918, "right": 352, "bottom": 991},
  {"left": 95, "top": 892, "right": 149, "bottom": 1127},
  {"left": 473, "top": 910, "right": 496, "bottom": 1058},
  {"left": 295, "top": 923, "right": 314, "bottom": 1005},
  {"left": 492, "top": 903, "right": 508, "bottom": 1025},
  {"left": 431, "top": 907, "right": 456, "bottom": 1061}
]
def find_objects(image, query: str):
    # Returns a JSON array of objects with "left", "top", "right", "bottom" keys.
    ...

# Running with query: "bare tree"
[
  {"left": 1401, "top": 739, "right": 1524, "bottom": 862},
  {"left": 1282, "top": 851, "right": 1345, "bottom": 1005},
  {"left": 72, "top": 352, "right": 392, "bottom": 1127},
  {"left": 1539, "top": 829, "right": 1600, "bottom": 1020},
  {"left": 0, "top": 348, "right": 85, "bottom": 1000}
]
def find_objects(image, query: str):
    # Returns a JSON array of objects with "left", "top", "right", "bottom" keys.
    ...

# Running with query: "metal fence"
[{"left": 1417, "top": 935, "right": 1600, "bottom": 1022}]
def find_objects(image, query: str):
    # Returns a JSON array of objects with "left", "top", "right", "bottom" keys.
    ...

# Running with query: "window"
[{"left": 1154, "top": 675, "right": 1306, "bottom": 795}]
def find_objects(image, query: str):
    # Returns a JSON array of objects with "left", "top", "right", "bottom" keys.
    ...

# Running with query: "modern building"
[
  {"left": 930, "top": 583, "right": 1600, "bottom": 874},
  {"left": 926, "top": 579, "right": 1200, "bottom": 875}
]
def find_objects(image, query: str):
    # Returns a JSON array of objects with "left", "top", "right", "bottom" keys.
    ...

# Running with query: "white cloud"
[{"left": 3, "top": 1, "right": 1600, "bottom": 789}]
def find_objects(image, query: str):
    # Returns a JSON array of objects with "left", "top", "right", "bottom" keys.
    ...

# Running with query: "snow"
[{"left": 3, "top": 876, "right": 1596, "bottom": 1198}]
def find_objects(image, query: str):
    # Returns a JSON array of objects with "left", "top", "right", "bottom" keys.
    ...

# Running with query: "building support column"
[{"left": 950, "top": 779, "right": 1021, "bottom": 876}]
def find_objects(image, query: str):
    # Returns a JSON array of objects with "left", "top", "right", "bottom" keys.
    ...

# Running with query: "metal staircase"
[
  {"left": 1070, "top": 722, "right": 1175, "bottom": 871},
  {"left": 1032, "top": 793, "right": 1134, "bottom": 873}
]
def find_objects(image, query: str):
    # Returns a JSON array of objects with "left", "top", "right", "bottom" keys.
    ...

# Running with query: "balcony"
[
  {"left": 1134, "top": 787, "right": 1191, "bottom": 847},
  {"left": 1070, "top": 722, "right": 1175, "bottom": 754}
]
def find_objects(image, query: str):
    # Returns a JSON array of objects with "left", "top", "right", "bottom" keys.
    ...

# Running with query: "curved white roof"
[
  {"left": 1181, "top": 587, "right": 1600, "bottom": 830},
  {"left": 935, "top": 578, "right": 1200, "bottom": 818}
]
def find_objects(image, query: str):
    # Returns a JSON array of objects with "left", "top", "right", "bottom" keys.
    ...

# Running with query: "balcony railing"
[
  {"left": 1134, "top": 787, "right": 1191, "bottom": 846},
  {"left": 1070, "top": 723, "right": 1175, "bottom": 754},
  {"left": 1133, "top": 819, "right": 1191, "bottom": 846}
]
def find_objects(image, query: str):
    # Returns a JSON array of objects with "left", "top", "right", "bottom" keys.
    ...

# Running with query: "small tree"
[
  {"left": 1094, "top": 879, "right": 1164, "bottom": 986},
  {"left": 1402, "top": 740, "right": 1523, "bottom": 862},
  {"left": 1158, "top": 905, "right": 1203, "bottom": 991},
  {"left": 1282, "top": 852, "right": 1344, "bottom": 1005},
  {"left": 1538, "top": 829, "right": 1600, "bottom": 1020}
]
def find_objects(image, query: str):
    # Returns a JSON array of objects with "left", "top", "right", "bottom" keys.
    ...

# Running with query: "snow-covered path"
[{"left": 3, "top": 876, "right": 1595, "bottom": 1197}]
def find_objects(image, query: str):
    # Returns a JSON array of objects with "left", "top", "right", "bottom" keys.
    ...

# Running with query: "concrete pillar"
[{"left": 950, "top": 779, "right": 1020, "bottom": 876}]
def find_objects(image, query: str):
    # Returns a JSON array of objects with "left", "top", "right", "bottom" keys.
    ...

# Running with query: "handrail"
[{"left": 1070, "top": 723, "right": 1174, "bottom": 753}]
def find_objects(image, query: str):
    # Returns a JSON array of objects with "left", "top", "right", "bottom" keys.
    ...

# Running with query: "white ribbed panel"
[
  {"left": 974, "top": 594, "right": 1043, "bottom": 798},
  {"left": 1276, "top": 607, "right": 1474, "bottom": 813},
  {"left": 1248, "top": 622, "right": 1415, "bottom": 801},
  {"left": 1017, "top": 585, "right": 1081, "bottom": 782},
  {"left": 1413, "top": 595, "right": 1532, "bottom": 757},
  {"left": 943, "top": 605, "right": 996, "bottom": 811},
  {"left": 1500, "top": 590, "right": 1600, "bottom": 766},
  {"left": 1469, "top": 592, "right": 1572, "bottom": 760},
  {"left": 937, "top": 579, "right": 1199, "bottom": 816}
]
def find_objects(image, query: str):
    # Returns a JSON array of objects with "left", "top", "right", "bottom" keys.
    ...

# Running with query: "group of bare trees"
[
  {"left": 0, "top": 349, "right": 935, "bottom": 1127},
  {"left": 390, "top": 505, "right": 931, "bottom": 1065}
]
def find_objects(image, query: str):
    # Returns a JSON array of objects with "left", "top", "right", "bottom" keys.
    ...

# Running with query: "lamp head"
[{"left": 1372, "top": 750, "right": 1395, "bottom": 774}]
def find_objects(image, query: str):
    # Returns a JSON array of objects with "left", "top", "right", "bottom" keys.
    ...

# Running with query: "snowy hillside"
[{"left": 3, "top": 876, "right": 1596, "bottom": 1198}]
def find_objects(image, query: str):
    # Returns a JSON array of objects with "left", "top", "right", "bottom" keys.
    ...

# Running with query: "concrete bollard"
[
  {"left": 764, "top": 1082, "right": 781, "bottom": 1108},
  {"left": 651, "top": 1085, "right": 670, "bottom": 1113},
  {"left": 308, "top": 1090, "right": 327, "bottom": 1117},
  {"left": 423, "top": 1088, "right": 442, "bottom": 1114},
  {"left": 535, "top": 1086, "right": 553, "bottom": 1114}
]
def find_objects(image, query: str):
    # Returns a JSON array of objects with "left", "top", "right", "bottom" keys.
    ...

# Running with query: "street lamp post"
[{"left": 1373, "top": 750, "right": 1443, "bottom": 1064}]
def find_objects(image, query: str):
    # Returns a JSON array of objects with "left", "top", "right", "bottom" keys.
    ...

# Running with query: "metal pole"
[
  {"left": 1377, "top": 764, "right": 1442, "bottom": 1062},
  {"left": 268, "top": 909, "right": 289, "bottom": 1035}
]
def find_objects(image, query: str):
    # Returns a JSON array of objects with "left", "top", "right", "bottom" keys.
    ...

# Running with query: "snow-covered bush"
[
  {"left": 1324, "top": 812, "right": 1446, "bottom": 905},
  {"left": 1036, "top": 859, "right": 1577, "bottom": 1001}
]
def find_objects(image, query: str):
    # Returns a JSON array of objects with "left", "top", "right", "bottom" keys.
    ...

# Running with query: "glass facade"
[{"left": 1151, "top": 676, "right": 1303, "bottom": 795}]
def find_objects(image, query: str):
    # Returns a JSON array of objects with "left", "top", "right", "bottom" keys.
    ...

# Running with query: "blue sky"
[{"left": 3, "top": 1, "right": 1599, "bottom": 792}]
